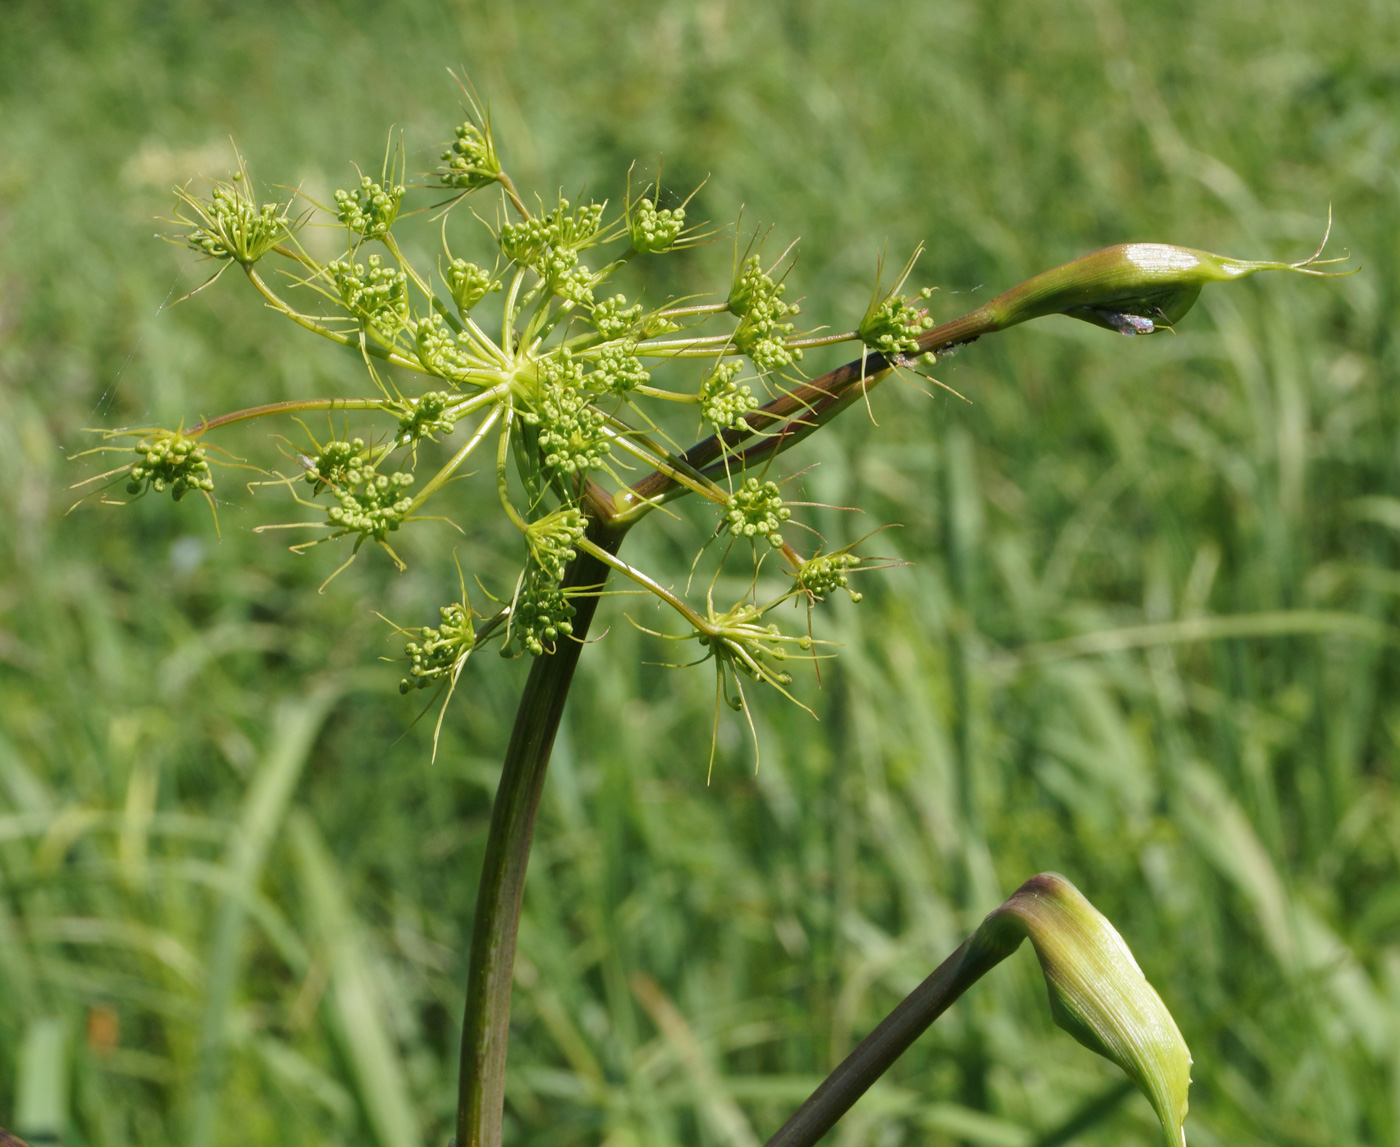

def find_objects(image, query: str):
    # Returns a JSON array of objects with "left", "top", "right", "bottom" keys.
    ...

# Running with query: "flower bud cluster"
[
  {"left": 525, "top": 506, "right": 587, "bottom": 581},
  {"left": 330, "top": 256, "right": 409, "bottom": 338},
  {"left": 628, "top": 196, "right": 685, "bottom": 254},
  {"left": 796, "top": 551, "right": 863, "bottom": 601},
  {"left": 586, "top": 340, "right": 649, "bottom": 396},
  {"left": 590, "top": 294, "right": 643, "bottom": 339},
  {"left": 127, "top": 432, "right": 214, "bottom": 501},
  {"left": 728, "top": 256, "right": 802, "bottom": 373},
  {"left": 699, "top": 361, "right": 758, "bottom": 431},
  {"left": 724, "top": 477, "right": 790, "bottom": 548},
  {"left": 400, "top": 601, "right": 475, "bottom": 693},
  {"left": 440, "top": 121, "right": 501, "bottom": 191},
  {"left": 334, "top": 174, "right": 404, "bottom": 239},
  {"left": 408, "top": 313, "right": 477, "bottom": 380},
  {"left": 860, "top": 288, "right": 935, "bottom": 356},
  {"left": 303, "top": 438, "right": 368, "bottom": 490},
  {"left": 534, "top": 389, "right": 609, "bottom": 476},
  {"left": 506, "top": 567, "right": 576, "bottom": 656},
  {"left": 326, "top": 467, "right": 415, "bottom": 542},
  {"left": 546, "top": 199, "right": 607, "bottom": 252},
  {"left": 546, "top": 255, "right": 602, "bottom": 306},
  {"left": 522, "top": 353, "right": 612, "bottom": 476},
  {"left": 179, "top": 176, "right": 292, "bottom": 265},
  {"left": 499, "top": 198, "right": 606, "bottom": 267},
  {"left": 396, "top": 392, "right": 459, "bottom": 444},
  {"left": 445, "top": 259, "right": 499, "bottom": 315}
]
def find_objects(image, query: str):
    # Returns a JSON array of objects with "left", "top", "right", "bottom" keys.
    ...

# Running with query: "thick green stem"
[{"left": 454, "top": 515, "right": 627, "bottom": 1147}]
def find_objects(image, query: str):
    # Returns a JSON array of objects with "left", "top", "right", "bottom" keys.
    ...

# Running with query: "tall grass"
[{"left": 1, "top": 0, "right": 1398, "bottom": 1144}]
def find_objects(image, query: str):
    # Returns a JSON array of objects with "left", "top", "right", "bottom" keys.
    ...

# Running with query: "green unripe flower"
[
  {"left": 440, "top": 121, "right": 501, "bottom": 191},
  {"left": 628, "top": 197, "right": 684, "bottom": 254},
  {"left": 724, "top": 477, "right": 790, "bottom": 547},
  {"left": 445, "top": 259, "right": 500, "bottom": 315},
  {"left": 126, "top": 432, "right": 214, "bottom": 501}
]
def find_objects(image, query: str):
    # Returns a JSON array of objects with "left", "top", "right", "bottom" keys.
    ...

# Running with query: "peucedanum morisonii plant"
[{"left": 72, "top": 91, "right": 1351, "bottom": 1147}]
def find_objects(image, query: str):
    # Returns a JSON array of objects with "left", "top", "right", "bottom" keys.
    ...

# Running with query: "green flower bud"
[
  {"left": 796, "top": 550, "right": 863, "bottom": 602},
  {"left": 976, "top": 873, "right": 1192, "bottom": 1147},
  {"left": 859, "top": 286, "right": 935, "bottom": 355},
  {"left": 400, "top": 600, "right": 475, "bottom": 693},
  {"left": 628, "top": 196, "right": 685, "bottom": 254},
  {"left": 970, "top": 236, "right": 1351, "bottom": 339},
  {"left": 301, "top": 437, "right": 367, "bottom": 491},
  {"left": 505, "top": 566, "right": 576, "bottom": 657},
  {"left": 395, "top": 392, "right": 459, "bottom": 445},
  {"left": 325, "top": 467, "right": 414, "bottom": 542},
  {"left": 524, "top": 506, "right": 587, "bottom": 582},
  {"left": 329, "top": 255, "right": 409, "bottom": 338},
  {"left": 445, "top": 258, "right": 500, "bottom": 315},
  {"left": 624, "top": 177, "right": 705, "bottom": 254},
  {"left": 584, "top": 340, "right": 648, "bottom": 396},
  {"left": 699, "top": 361, "right": 758, "bottom": 431},
  {"left": 728, "top": 255, "right": 803, "bottom": 372},
  {"left": 591, "top": 294, "right": 643, "bottom": 339}
]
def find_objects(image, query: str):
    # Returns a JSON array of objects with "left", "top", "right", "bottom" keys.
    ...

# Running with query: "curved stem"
[
  {"left": 187, "top": 397, "right": 393, "bottom": 435},
  {"left": 497, "top": 171, "right": 531, "bottom": 221},
  {"left": 764, "top": 935, "right": 1005, "bottom": 1147},
  {"left": 455, "top": 515, "right": 628, "bottom": 1147},
  {"left": 575, "top": 536, "right": 707, "bottom": 629}
]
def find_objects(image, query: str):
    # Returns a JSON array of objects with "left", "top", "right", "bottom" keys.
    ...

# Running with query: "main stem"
[
  {"left": 454, "top": 307, "right": 1008, "bottom": 1146},
  {"left": 454, "top": 515, "right": 627, "bottom": 1147}
]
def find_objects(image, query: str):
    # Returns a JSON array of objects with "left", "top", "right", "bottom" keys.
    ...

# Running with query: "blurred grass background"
[{"left": 2, "top": 0, "right": 1399, "bottom": 1144}]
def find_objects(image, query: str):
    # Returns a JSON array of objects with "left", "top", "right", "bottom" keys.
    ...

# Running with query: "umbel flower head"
[
  {"left": 172, "top": 156, "right": 299, "bottom": 268},
  {"left": 79, "top": 92, "right": 1351, "bottom": 779}
]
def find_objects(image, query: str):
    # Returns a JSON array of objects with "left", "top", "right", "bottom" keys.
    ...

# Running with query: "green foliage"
[{"left": 2, "top": 1, "right": 1397, "bottom": 1145}]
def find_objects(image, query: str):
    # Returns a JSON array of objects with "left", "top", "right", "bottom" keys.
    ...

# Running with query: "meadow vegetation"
[{"left": 1, "top": 1, "right": 1398, "bottom": 1144}]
